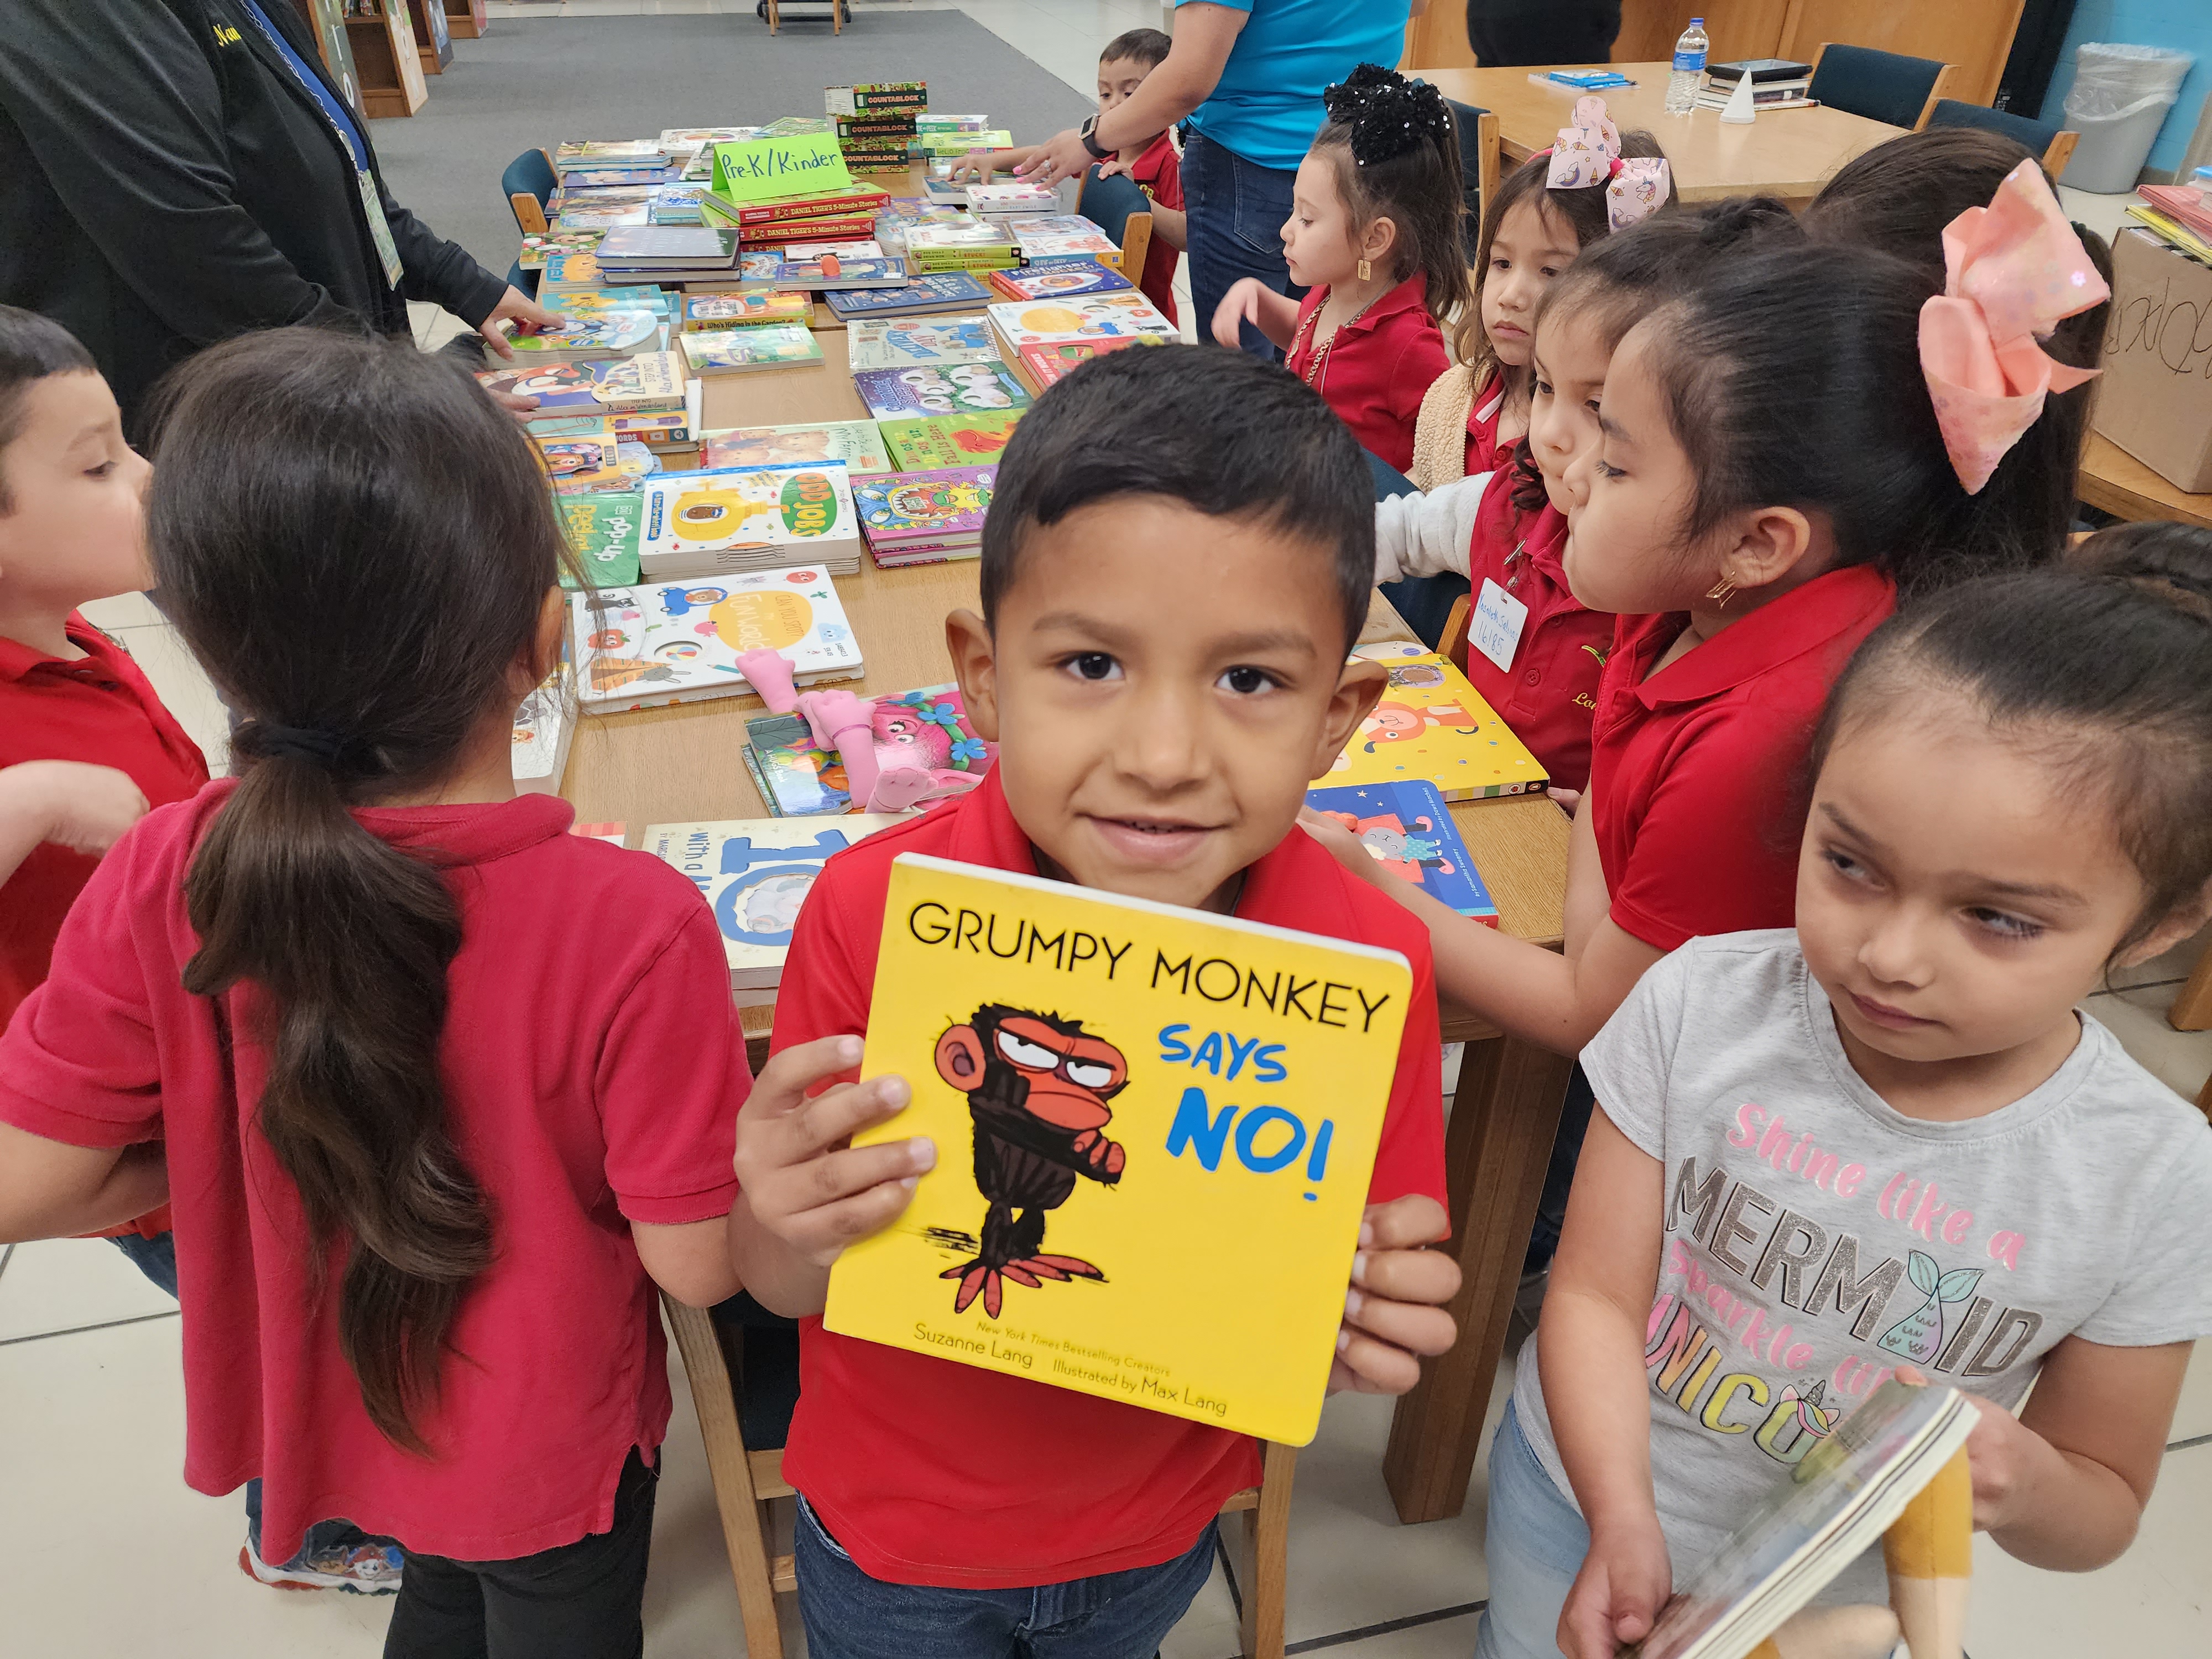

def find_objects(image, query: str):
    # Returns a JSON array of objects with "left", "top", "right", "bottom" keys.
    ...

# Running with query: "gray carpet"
[{"left": 371, "top": 12, "right": 1093, "bottom": 276}]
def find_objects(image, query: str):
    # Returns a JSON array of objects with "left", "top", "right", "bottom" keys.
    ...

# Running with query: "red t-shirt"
[
  {"left": 1463, "top": 370, "right": 1507, "bottom": 478},
  {"left": 1589, "top": 564, "right": 1897, "bottom": 952},
  {"left": 1458, "top": 483, "right": 1611, "bottom": 794},
  {"left": 0, "top": 785, "right": 748, "bottom": 1563},
  {"left": 1285, "top": 273, "right": 1449, "bottom": 475},
  {"left": 0, "top": 616, "right": 207, "bottom": 1029},
  {"left": 1122, "top": 131, "right": 1183, "bottom": 327},
  {"left": 770, "top": 770, "right": 1446, "bottom": 1588}
]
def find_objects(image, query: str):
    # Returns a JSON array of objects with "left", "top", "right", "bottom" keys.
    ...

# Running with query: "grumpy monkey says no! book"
[{"left": 825, "top": 854, "right": 1411, "bottom": 1444}]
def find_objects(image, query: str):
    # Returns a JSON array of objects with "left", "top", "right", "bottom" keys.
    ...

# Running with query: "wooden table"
[
  {"left": 562, "top": 265, "right": 1574, "bottom": 1531},
  {"left": 2077, "top": 433, "right": 2212, "bottom": 530},
  {"left": 1419, "top": 62, "right": 1905, "bottom": 206}
]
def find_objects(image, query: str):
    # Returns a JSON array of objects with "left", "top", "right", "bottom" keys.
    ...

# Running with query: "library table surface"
[
  {"left": 2077, "top": 434, "right": 2212, "bottom": 531},
  {"left": 1419, "top": 62, "right": 1904, "bottom": 206},
  {"left": 560, "top": 320, "right": 1573, "bottom": 1531}
]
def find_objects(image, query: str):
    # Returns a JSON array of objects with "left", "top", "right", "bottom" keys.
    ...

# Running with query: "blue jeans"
[
  {"left": 1477, "top": 1401, "right": 1590, "bottom": 1659},
  {"left": 1179, "top": 128, "right": 1301, "bottom": 360},
  {"left": 794, "top": 1495, "right": 1218, "bottom": 1659}
]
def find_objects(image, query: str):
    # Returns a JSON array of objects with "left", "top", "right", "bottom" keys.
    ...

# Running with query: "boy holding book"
[
  {"left": 731, "top": 344, "right": 1459, "bottom": 1656},
  {"left": 952, "top": 28, "right": 1189, "bottom": 322}
]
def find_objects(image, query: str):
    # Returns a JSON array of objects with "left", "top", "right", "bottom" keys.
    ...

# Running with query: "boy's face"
[
  {"left": 0, "top": 372, "right": 152, "bottom": 615},
  {"left": 1096, "top": 56, "right": 1151, "bottom": 122},
  {"left": 948, "top": 495, "right": 1385, "bottom": 912}
]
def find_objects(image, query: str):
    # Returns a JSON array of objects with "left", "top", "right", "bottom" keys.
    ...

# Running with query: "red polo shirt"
[
  {"left": 1464, "top": 370, "right": 1507, "bottom": 478},
  {"left": 770, "top": 769, "right": 1446, "bottom": 1588},
  {"left": 1458, "top": 486, "right": 1610, "bottom": 794},
  {"left": 1120, "top": 131, "right": 1183, "bottom": 326},
  {"left": 1589, "top": 564, "right": 1896, "bottom": 952},
  {"left": 1285, "top": 273, "right": 1449, "bottom": 474},
  {"left": 0, "top": 785, "right": 748, "bottom": 1563}
]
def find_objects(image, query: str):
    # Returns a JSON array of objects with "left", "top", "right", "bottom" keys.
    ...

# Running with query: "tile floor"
[{"left": 22, "top": 4, "right": 2212, "bottom": 1655}]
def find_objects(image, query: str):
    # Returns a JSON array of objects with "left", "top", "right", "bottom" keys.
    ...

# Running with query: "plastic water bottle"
[{"left": 1665, "top": 18, "right": 1709, "bottom": 116}]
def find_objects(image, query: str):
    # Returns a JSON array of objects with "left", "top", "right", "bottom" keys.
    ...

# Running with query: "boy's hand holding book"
[{"left": 1329, "top": 1193, "right": 1460, "bottom": 1396}]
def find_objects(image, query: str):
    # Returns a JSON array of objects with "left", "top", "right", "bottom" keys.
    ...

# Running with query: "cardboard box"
[{"left": 2094, "top": 228, "right": 2212, "bottom": 493}]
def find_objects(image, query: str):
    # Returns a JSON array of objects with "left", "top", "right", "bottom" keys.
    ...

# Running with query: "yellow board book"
[
  {"left": 823, "top": 853, "right": 1412, "bottom": 1446},
  {"left": 1323, "top": 642, "right": 1548, "bottom": 799}
]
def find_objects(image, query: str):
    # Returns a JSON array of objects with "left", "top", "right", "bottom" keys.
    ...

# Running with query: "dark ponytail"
[
  {"left": 1815, "top": 521, "right": 2212, "bottom": 958},
  {"left": 143, "top": 329, "right": 570, "bottom": 1452}
]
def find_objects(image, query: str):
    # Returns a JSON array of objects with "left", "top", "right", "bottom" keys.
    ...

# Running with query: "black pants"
[
  {"left": 1464, "top": 1, "right": 1622, "bottom": 67},
  {"left": 383, "top": 1449, "right": 659, "bottom": 1659}
]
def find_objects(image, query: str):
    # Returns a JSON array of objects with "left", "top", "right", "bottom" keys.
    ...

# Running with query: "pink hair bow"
[
  {"left": 1918, "top": 159, "right": 2108, "bottom": 494},
  {"left": 1545, "top": 96, "right": 1671, "bottom": 231}
]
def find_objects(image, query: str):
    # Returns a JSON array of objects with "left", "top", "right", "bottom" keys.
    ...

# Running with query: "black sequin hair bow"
[{"left": 1322, "top": 63, "right": 1452, "bottom": 166}]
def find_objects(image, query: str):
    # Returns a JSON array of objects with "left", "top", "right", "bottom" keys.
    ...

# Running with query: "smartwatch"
[{"left": 1078, "top": 114, "right": 1112, "bottom": 161}]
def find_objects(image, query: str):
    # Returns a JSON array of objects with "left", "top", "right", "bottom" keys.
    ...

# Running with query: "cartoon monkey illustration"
[{"left": 932, "top": 1006, "right": 1129, "bottom": 1319}]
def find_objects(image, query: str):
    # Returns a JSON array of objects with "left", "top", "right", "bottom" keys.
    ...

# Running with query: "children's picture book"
[
  {"left": 705, "top": 182, "right": 891, "bottom": 226},
  {"left": 571, "top": 567, "right": 864, "bottom": 711},
  {"left": 554, "top": 139, "right": 670, "bottom": 172},
  {"left": 1632, "top": 1381, "right": 1978, "bottom": 1659},
  {"left": 645, "top": 816, "right": 915, "bottom": 990},
  {"left": 596, "top": 225, "right": 740, "bottom": 268},
  {"left": 547, "top": 284, "right": 677, "bottom": 322},
  {"left": 877, "top": 411, "right": 1025, "bottom": 470},
  {"left": 986, "top": 292, "right": 1178, "bottom": 346},
  {"left": 907, "top": 220, "right": 1020, "bottom": 272},
  {"left": 510, "top": 660, "right": 574, "bottom": 794},
  {"left": 518, "top": 228, "right": 604, "bottom": 270},
  {"left": 743, "top": 711, "right": 853, "bottom": 816},
  {"left": 638, "top": 462, "right": 862, "bottom": 580},
  {"left": 759, "top": 115, "right": 836, "bottom": 137},
  {"left": 986, "top": 262, "right": 1131, "bottom": 304},
  {"left": 1008, "top": 216, "right": 1121, "bottom": 263},
  {"left": 823, "top": 854, "right": 1412, "bottom": 1444},
  {"left": 825, "top": 272, "right": 996, "bottom": 320},
  {"left": 557, "top": 491, "right": 644, "bottom": 588},
  {"left": 478, "top": 352, "right": 686, "bottom": 416},
  {"left": 680, "top": 324, "right": 824, "bottom": 376},
  {"left": 557, "top": 193, "right": 654, "bottom": 231},
  {"left": 701, "top": 419, "right": 892, "bottom": 474},
  {"left": 846, "top": 314, "right": 1002, "bottom": 372},
  {"left": 1011, "top": 335, "right": 1165, "bottom": 393},
  {"left": 650, "top": 185, "right": 708, "bottom": 225},
  {"left": 851, "top": 466, "right": 994, "bottom": 565},
  {"left": 775, "top": 253, "right": 910, "bottom": 290},
  {"left": 611, "top": 411, "right": 696, "bottom": 450},
  {"left": 963, "top": 180, "right": 1060, "bottom": 216},
  {"left": 536, "top": 250, "right": 606, "bottom": 291},
  {"left": 1304, "top": 782, "right": 1497, "bottom": 924},
  {"left": 661, "top": 126, "right": 761, "bottom": 165},
  {"left": 825, "top": 81, "right": 927, "bottom": 117},
  {"left": 780, "top": 238, "right": 884, "bottom": 262},
  {"left": 852, "top": 363, "right": 1030, "bottom": 420},
  {"left": 573, "top": 822, "right": 628, "bottom": 845},
  {"left": 505, "top": 311, "right": 663, "bottom": 361},
  {"left": 545, "top": 437, "right": 659, "bottom": 498},
  {"left": 1330, "top": 644, "right": 1548, "bottom": 799},
  {"left": 683, "top": 290, "right": 813, "bottom": 331},
  {"left": 560, "top": 166, "right": 680, "bottom": 191}
]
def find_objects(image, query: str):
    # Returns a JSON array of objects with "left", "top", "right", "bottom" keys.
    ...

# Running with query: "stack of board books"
[
  {"left": 594, "top": 225, "right": 742, "bottom": 284},
  {"left": 700, "top": 182, "right": 893, "bottom": 253},
  {"left": 1696, "top": 58, "right": 1816, "bottom": 111},
  {"left": 987, "top": 261, "right": 1130, "bottom": 304},
  {"left": 771, "top": 244, "right": 910, "bottom": 289},
  {"left": 701, "top": 418, "right": 892, "bottom": 473},
  {"left": 985, "top": 293, "right": 1179, "bottom": 360},
  {"left": 828, "top": 81, "right": 928, "bottom": 171},
  {"left": 536, "top": 422, "right": 661, "bottom": 497},
  {"left": 661, "top": 127, "right": 762, "bottom": 181},
  {"left": 646, "top": 815, "right": 917, "bottom": 1001},
  {"left": 826, "top": 272, "right": 996, "bottom": 320},
  {"left": 908, "top": 220, "right": 1020, "bottom": 274},
  {"left": 1334, "top": 641, "right": 1547, "bottom": 799},
  {"left": 853, "top": 363, "right": 1030, "bottom": 421},
  {"left": 519, "top": 228, "right": 604, "bottom": 270},
  {"left": 964, "top": 181, "right": 1058, "bottom": 217},
  {"left": 505, "top": 311, "right": 664, "bottom": 361},
  {"left": 636, "top": 462, "right": 864, "bottom": 579},
  {"left": 682, "top": 290, "right": 813, "bottom": 331},
  {"left": 680, "top": 324, "right": 825, "bottom": 375},
  {"left": 570, "top": 567, "right": 864, "bottom": 712},
  {"left": 476, "top": 351, "right": 687, "bottom": 420},
  {"left": 851, "top": 465, "right": 996, "bottom": 566},
  {"left": 1305, "top": 781, "right": 1498, "bottom": 924},
  {"left": 557, "top": 492, "right": 644, "bottom": 587},
  {"left": 1008, "top": 215, "right": 1123, "bottom": 265},
  {"left": 1006, "top": 334, "right": 1165, "bottom": 394},
  {"left": 554, "top": 139, "right": 671, "bottom": 174}
]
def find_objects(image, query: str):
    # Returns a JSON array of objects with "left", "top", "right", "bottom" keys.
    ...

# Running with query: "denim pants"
[
  {"left": 1475, "top": 1401, "right": 1591, "bottom": 1659},
  {"left": 794, "top": 1495, "right": 1218, "bottom": 1659},
  {"left": 1178, "top": 128, "right": 1301, "bottom": 360}
]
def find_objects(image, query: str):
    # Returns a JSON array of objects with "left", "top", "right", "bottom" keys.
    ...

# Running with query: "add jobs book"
[{"left": 823, "top": 854, "right": 1411, "bottom": 1445}]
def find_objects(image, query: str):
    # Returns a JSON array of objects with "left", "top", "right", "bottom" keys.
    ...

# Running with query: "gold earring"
[
  {"left": 1357, "top": 257, "right": 1372, "bottom": 281},
  {"left": 1705, "top": 575, "right": 1738, "bottom": 609}
]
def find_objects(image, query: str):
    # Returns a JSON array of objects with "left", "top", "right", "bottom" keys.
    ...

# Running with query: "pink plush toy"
[
  {"left": 794, "top": 688, "right": 880, "bottom": 807},
  {"left": 732, "top": 647, "right": 799, "bottom": 712}
]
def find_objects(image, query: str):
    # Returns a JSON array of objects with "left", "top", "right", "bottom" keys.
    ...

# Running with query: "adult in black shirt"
[
  {"left": 0, "top": 0, "right": 551, "bottom": 427},
  {"left": 1463, "top": 0, "right": 1622, "bottom": 67}
]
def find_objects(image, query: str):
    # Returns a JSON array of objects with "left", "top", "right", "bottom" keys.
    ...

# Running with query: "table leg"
[{"left": 1384, "top": 1031, "right": 1574, "bottom": 1525}]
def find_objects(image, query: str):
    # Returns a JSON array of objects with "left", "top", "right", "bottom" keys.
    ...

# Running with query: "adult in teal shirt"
[{"left": 1022, "top": 1, "right": 1418, "bottom": 357}]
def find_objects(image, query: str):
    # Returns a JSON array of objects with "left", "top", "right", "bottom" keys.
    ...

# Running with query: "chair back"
[
  {"left": 1078, "top": 168, "right": 1150, "bottom": 248},
  {"left": 1808, "top": 44, "right": 1954, "bottom": 131},
  {"left": 1445, "top": 99, "right": 1500, "bottom": 258},
  {"left": 503, "top": 147, "right": 557, "bottom": 236},
  {"left": 1926, "top": 98, "right": 2078, "bottom": 176}
]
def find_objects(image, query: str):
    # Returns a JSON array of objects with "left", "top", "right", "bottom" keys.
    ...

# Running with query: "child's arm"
[
  {"left": 948, "top": 145, "right": 1036, "bottom": 184},
  {"left": 0, "top": 1124, "right": 168, "bottom": 1242},
  {"left": 1145, "top": 200, "right": 1187, "bottom": 252},
  {"left": 1374, "top": 471, "right": 1492, "bottom": 585},
  {"left": 1545, "top": 1109, "right": 1676, "bottom": 1659},
  {"left": 1898, "top": 1335, "right": 2191, "bottom": 1571},
  {"left": 1212, "top": 278, "right": 1301, "bottom": 351},
  {"left": 727, "top": 1034, "right": 933, "bottom": 1318},
  {"left": 0, "top": 761, "right": 150, "bottom": 886}
]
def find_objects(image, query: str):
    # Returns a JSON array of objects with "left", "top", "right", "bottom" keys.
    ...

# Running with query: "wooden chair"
[
  {"left": 1926, "top": 97, "right": 2080, "bottom": 179},
  {"left": 665, "top": 1292, "right": 1297, "bottom": 1657},
  {"left": 503, "top": 147, "right": 556, "bottom": 238},
  {"left": 1439, "top": 592, "right": 1474, "bottom": 674},
  {"left": 1444, "top": 100, "right": 1500, "bottom": 261},
  {"left": 1807, "top": 43, "right": 1956, "bottom": 132},
  {"left": 1078, "top": 169, "right": 1156, "bottom": 291}
]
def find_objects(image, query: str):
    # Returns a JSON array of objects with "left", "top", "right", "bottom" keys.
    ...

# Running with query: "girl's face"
[
  {"left": 1796, "top": 697, "right": 2199, "bottom": 1088},
  {"left": 1526, "top": 304, "right": 1610, "bottom": 515},
  {"left": 1282, "top": 152, "right": 1374, "bottom": 291},
  {"left": 1558, "top": 323, "right": 1705, "bottom": 614},
  {"left": 1481, "top": 199, "right": 1579, "bottom": 369}
]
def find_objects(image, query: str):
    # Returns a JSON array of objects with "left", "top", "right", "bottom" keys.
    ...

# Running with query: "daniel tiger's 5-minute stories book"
[{"left": 823, "top": 854, "right": 1412, "bottom": 1446}]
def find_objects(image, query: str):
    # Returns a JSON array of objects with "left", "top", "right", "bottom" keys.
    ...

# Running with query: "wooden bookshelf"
[
  {"left": 445, "top": 0, "right": 489, "bottom": 39},
  {"left": 406, "top": 0, "right": 453, "bottom": 75},
  {"left": 345, "top": 6, "right": 428, "bottom": 118}
]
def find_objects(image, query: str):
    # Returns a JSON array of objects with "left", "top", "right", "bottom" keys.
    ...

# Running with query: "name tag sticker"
[{"left": 1471, "top": 577, "right": 1528, "bottom": 675}]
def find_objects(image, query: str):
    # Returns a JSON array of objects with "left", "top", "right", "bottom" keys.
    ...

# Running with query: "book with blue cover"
[
  {"left": 826, "top": 271, "right": 995, "bottom": 319},
  {"left": 1303, "top": 780, "right": 1498, "bottom": 924}
]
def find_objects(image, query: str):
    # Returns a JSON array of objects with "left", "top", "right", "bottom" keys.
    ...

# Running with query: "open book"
[{"left": 1634, "top": 1379, "right": 1978, "bottom": 1659}]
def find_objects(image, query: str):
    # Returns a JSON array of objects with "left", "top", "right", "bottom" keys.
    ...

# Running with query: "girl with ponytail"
[{"left": 0, "top": 329, "right": 762, "bottom": 1657}]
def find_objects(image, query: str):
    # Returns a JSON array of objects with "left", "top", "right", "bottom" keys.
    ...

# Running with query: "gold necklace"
[{"left": 1295, "top": 286, "right": 1384, "bottom": 391}]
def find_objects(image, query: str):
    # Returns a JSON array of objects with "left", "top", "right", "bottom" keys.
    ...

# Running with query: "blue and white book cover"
[{"left": 1303, "top": 780, "right": 1498, "bottom": 922}]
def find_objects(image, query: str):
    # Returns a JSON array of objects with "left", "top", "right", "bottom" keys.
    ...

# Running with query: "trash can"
[{"left": 2060, "top": 43, "right": 2195, "bottom": 193}]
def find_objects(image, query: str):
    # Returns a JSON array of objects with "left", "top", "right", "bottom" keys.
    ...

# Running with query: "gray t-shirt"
[{"left": 1513, "top": 930, "right": 2212, "bottom": 1603}]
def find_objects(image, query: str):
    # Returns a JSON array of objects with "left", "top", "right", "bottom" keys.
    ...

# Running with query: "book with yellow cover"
[
  {"left": 1322, "top": 643, "right": 1547, "bottom": 799},
  {"left": 823, "top": 853, "right": 1412, "bottom": 1445}
]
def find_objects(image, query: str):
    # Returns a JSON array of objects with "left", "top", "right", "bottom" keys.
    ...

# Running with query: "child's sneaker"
[{"left": 238, "top": 1533, "right": 404, "bottom": 1594}]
